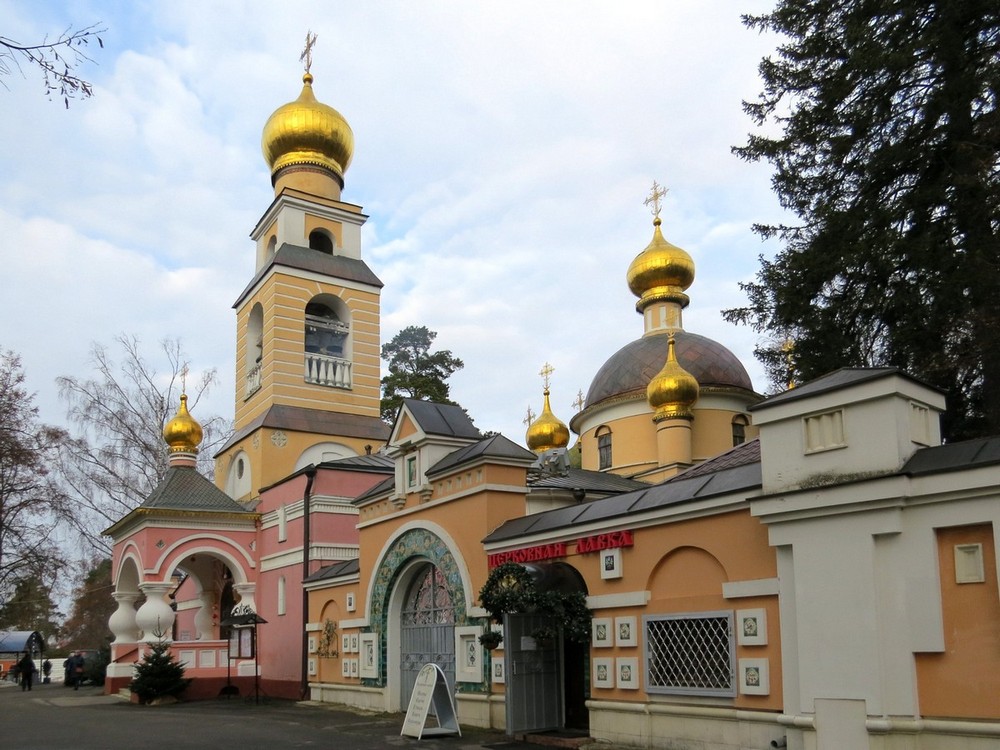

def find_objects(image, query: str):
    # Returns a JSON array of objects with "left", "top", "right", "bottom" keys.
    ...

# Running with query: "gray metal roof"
[
  {"left": 666, "top": 438, "right": 761, "bottom": 481},
  {"left": 234, "top": 243, "right": 384, "bottom": 308},
  {"left": 484, "top": 459, "right": 762, "bottom": 544},
  {"left": 401, "top": 399, "right": 481, "bottom": 439},
  {"left": 216, "top": 404, "right": 390, "bottom": 456},
  {"left": 319, "top": 453, "right": 394, "bottom": 471},
  {"left": 427, "top": 434, "right": 535, "bottom": 477},
  {"left": 530, "top": 467, "right": 646, "bottom": 494},
  {"left": 304, "top": 558, "right": 360, "bottom": 583},
  {"left": 903, "top": 436, "right": 1000, "bottom": 475},
  {"left": 353, "top": 475, "right": 396, "bottom": 505},
  {"left": 750, "top": 367, "right": 941, "bottom": 411},
  {"left": 141, "top": 467, "right": 249, "bottom": 512}
]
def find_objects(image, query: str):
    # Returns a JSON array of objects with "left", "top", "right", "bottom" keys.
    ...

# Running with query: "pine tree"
[
  {"left": 726, "top": 1, "right": 1000, "bottom": 440},
  {"left": 380, "top": 326, "right": 465, "bottom": 421},
  {"left": 128, "top": 642, "right": 191, "bottom": 703}
]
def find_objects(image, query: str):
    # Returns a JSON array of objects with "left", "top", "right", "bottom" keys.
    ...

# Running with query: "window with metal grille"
[{"left": 643, "top": 611, "right": 735, "bottom": 696}]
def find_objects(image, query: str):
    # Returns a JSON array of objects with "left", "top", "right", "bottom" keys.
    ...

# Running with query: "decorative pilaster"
[
  {"left": 135, "top": 583, "right": 176, "bottom": 643},
  {"left": 108, "top": 592, "right": 141, "bottom": 644}
]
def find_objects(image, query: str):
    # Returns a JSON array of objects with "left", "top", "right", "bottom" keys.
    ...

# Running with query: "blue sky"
[{"left": 1, "top": 1, "right": 786, "bottom": 445}]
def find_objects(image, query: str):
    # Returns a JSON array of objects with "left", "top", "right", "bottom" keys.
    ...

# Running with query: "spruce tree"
[
  {"left": 128, "top": 642, "right": 191, "bottom": 703},
  {"left": 727, "top": 1, "right": 1000, "bottom": 440}
]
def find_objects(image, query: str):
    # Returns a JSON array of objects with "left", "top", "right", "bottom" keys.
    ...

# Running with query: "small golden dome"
[
  {"left": 626, "top": 217, "right": 695, "bottom": 312},
  {"left": 261, "top": 73, "right": 354, "bottom": 184},
  {"left": 526, "top": 389, "right": 571, "bottom": 453},
  {"left": 163, "top": 394, "right": 203, "bottom": 454},
  {"left": 647, "top": 335, "right": 699, "bottom": 420}
]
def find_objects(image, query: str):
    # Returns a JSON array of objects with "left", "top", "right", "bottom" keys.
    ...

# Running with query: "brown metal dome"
[{"left": 585, "top": 331, "right": 754, "bottom": 408}]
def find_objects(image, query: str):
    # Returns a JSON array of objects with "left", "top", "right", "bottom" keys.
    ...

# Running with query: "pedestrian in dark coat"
[{"left": 17, "top": 652, "right": 35, "bottom": 691}]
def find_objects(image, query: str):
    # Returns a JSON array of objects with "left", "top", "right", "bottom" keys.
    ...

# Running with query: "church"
[{"left": 103, "top": 60, "right": 1000, "bottom": 750}]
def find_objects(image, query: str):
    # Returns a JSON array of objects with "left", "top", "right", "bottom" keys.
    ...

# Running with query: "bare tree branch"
[
  {"left": 57, "top": 335, "right": 233, "bottom": 555},
  {"left": 0, "top": 23, "right": 105, "bottom": 107}
]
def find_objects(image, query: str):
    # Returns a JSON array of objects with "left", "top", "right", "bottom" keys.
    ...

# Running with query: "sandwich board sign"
[{"left": 400, "top": 663, "right": 461, "bottom": 739}]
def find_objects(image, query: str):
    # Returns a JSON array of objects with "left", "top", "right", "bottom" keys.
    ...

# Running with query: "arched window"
[
  {"left": 245, "top": 304, "right": 264, "bottom": 400},
  {"left": 402, "top": 564, "right": 454, "bottom": 625},
  {"left": 732, "top": 415, "right": 749, "bottom": 446},
  {"left": 596, "top": 426, "right": 613, "bottom": 470},
  {"left": 309, "top": 229, "right": 334, "bottom": 255}
]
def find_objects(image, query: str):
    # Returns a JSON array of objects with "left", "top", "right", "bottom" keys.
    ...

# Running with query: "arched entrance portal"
[
  {"left": 399, "top": 562, "right": 455, "bottom": 708},
  {"left": 504, "top": 562, "right": 589, "bottom": 734}
]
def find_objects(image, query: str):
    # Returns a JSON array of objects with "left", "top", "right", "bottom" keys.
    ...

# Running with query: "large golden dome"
[
  {"left": 261, "top": 73, "right": 354, "bottom": 183},
  {"left": 163, "top": 394, "right": 203, "bottom": 455},
  {"left": 647, "top": 335, "right": 699, "bottom": 420},
  {"left": 526, "top": 389, "right": 570, "bottom": 453},
  {"left": 626, "top": 217, "right": 695, "bottom": 313}
]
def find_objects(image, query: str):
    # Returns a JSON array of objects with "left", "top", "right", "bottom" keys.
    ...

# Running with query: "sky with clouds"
[{"left": 1, "top": 0, "right": 789, "bottom": 448}]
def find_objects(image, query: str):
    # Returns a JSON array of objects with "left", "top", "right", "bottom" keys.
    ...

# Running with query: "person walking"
[
  {"left": 67, "top": 652, "right": 85, "bottom": 690},
  {"left": 17, "top": 652, "right": 36, "bottom": 691}
]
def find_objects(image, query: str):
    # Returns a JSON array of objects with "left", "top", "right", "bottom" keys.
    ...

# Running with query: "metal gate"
[
  {"left": 400, "top": 563, "right": 455, "bottom": 708},
  {"left": 504, "top": 613, "right": 563, "bottom": 734}
]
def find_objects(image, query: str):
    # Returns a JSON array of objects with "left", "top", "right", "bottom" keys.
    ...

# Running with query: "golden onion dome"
[
  {"left": 526, "top": 389, "right": 571, "bottom": 453},
  {"left": 163, "top": 394, "right": 203, "bottom": 455},
  {"left": 647, "top": 335, "right": 699, "bottom": 420},
  {"left": 626, "top": 217, "right": 695, "bottom": 312},
  {"left": 261, "top": 73, "right": 354, "bottom": 183}
]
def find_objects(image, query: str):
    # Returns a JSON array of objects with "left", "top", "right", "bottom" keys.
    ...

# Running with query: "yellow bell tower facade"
[{"left": 215, "top": 63, "right": 389, "bottom": 503}]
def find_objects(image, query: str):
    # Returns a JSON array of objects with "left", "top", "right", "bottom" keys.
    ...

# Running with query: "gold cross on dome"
[
  {"left": 539, "top": 362, "right": 555, "bottom": 391},
  {"left": 644, "top": 179, "right": 668, "bottom": 219},
  {"left": 181, "top": 364, "right": 189, "bottom": 394},
  {"left": 572, "top": 389, "right": 585, "bottom": 412},
  {"left": 300, "top": 30, "right": 317, "bottom": 74},
  {"left": 523, "top": 406, "right": 536, "bottom": 426}
]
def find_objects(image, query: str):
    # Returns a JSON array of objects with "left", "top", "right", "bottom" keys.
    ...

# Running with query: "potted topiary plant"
[{"left": 478, "top": 629, "right": 503, "bottom": 650}]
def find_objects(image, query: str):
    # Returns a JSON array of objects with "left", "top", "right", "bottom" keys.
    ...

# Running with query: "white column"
[
  {"left": 135, "top": 583, "right": 176, "bottom": 643},
  {"left": 232, "top": 582, "right": 257, "bottom": 613},
  {"left": 194, "top": 591, "right": 216, "bottom": 641},
  {"left": 108, "top": 592, "right": 141, "bottom": 644}
]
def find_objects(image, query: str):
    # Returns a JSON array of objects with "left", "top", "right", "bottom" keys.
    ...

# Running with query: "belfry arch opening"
[
  {"left": 304, "top": 294, "right": 352, "bottom": 389},
  {"left": 309, "top": 229, "right": 334, "bottom": 255}
]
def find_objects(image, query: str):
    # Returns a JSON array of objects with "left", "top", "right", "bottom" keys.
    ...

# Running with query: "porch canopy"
[{"left": 0, "top": 630, "right": 45, "bottom": 656}]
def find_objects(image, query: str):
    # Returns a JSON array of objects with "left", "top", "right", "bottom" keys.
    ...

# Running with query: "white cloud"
[{"left": 0, "top": 0, "right": 786, "bottom": 446}]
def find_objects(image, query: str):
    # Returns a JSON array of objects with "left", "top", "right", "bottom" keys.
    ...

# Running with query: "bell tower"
[{"left": 216, "top": 42, "right": 389, "bottom": 503}]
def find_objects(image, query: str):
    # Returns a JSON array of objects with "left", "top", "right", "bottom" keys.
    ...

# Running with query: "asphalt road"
[{"left": 0, "top": 680, "right": 530, "bottom": 750}]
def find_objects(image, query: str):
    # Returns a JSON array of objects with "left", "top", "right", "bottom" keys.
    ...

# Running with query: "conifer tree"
[
  {"left": 380, "top": 326, "right": 465, "bottom": 422},
  {"left": 128, "top": 642, "right": 191, "bottom": 703},
  {"left": 727, "top": 1, "right": 1000, "bottom": 440}
]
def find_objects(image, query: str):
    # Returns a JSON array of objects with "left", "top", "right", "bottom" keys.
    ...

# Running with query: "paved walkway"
[{"left": 0, "top": 679, "right": 533, "bottom": 750}]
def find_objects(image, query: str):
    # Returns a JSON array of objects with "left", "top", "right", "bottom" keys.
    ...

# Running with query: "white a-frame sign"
[{"left": 401, "top": 663, "right": 461, "bottom": 739}]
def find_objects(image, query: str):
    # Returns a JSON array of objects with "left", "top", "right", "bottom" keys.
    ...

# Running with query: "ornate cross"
[
  {"left": 644, "top": 179, "right": 668, "bottom": 219},
  {"left": 523, "top": 406, "right": 536, "bottom": 426},
  {"left": 300, "top": 30, "right": 318, "bottom": 74},
  {"left": 572, "top": 389, "right": 585, "bottom": 412},
  {"left": 539, "top": 362, "right": 554, "bottom": 391},
  {"left": 181, "top": 364, "right": 189, "bottom": 394}
]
